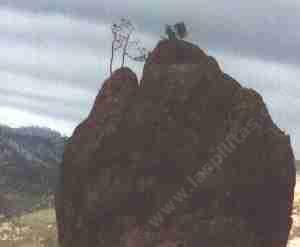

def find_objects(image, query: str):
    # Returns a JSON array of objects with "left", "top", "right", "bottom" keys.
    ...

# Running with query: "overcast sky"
[{"left": 0, "top": 0, "right": 299, "bottom": 158}]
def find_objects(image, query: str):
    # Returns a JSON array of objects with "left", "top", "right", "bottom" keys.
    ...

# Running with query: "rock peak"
[
  {"left": 56, "top": 40, "right": 295, "bottom": 247},
  {"left": 146, "top": 40, "right": 209, "bottom": 65},
  {"left": 110, "top": 67, "right": 137, "bottom": 81}
]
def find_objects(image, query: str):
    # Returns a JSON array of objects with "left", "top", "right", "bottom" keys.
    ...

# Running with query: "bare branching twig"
[{"left": 109, "top": 18, "right": 148, "bottom": 75}]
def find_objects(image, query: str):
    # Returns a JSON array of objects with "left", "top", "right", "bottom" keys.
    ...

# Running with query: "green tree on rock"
[{"left": 164, "top": 22, "right": 188, "bottom": 40}]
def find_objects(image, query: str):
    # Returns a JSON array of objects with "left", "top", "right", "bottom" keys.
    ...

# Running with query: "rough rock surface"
[{"left": 56, "top": 40, "right": 296, "bottom": 247}]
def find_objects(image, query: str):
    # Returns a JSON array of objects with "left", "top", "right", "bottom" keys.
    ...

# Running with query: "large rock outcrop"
[{"left": 56, "top": 40, "right": 296, "bottom": 247}]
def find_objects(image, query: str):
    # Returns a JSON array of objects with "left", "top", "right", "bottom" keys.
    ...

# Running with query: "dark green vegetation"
[{"left": 165, "top": 22, "right": 188, "bottom": 40}]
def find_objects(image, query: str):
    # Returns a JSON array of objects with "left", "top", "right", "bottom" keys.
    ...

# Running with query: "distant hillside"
[{"left": 0, "top": 125, "right": 66, "bottom": 217}]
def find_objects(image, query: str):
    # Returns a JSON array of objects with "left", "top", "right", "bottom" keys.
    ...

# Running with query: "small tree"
[
  {"left": 118, "top": 18, "right": 135, "bottom": 68},
  {"left": 110, "top": 23, "right": 124, "bottom": 75},
  {"left": 165, "top": 25, "right": 177, "bottom": 40},
  {"left": 109, "top": 18, "right": 148, "bottom": 75},
  {"left": 126, "top": 40, "right": 148, "bottom": 62},
  {"left": 164, "top": 22, "right": 188, "bottom": 40},
  {"left": 174, "top": 22, "right": 187, "bottom": 39}
]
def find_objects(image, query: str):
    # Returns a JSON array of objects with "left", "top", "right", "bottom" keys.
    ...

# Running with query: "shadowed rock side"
[{"left": 56, "top": 40, "right": 295, "bottom": 247}]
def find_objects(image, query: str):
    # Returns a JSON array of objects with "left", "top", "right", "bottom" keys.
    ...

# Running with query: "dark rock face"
[{"left": 56, "top": 40, "right": 295, "bottom": 247}]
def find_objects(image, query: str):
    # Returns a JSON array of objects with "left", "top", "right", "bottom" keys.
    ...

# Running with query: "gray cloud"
[
  {"left": 3, "top": 0, "right": 300, "bottom": 66},
  {"left": 0, "top": 96, "right": 80, "bottom": 123},
  {"left": 0, "top": 87, "right": 92, "bottom": 123}
]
